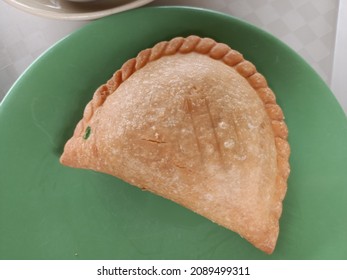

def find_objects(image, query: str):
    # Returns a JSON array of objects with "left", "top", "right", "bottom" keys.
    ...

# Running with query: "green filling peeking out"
[{"left": 83, "top": 126, "right": 91, "bottom": 140}]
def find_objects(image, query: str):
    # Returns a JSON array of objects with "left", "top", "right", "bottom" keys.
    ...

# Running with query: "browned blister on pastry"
[{"left": 60, "top": 36, "right": 290, "bottom": 254}]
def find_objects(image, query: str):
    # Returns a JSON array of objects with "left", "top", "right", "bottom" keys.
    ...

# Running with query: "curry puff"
[{"left": 60, "top": 36, "right": 290, "bottom": 254}]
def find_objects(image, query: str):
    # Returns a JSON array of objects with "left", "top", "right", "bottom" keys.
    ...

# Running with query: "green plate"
[{"left": 1, "top": 7, "right": 346, "bottom": 260}]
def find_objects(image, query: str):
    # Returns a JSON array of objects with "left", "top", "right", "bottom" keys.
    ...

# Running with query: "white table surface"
[{"left": 0, "top": 0, "right": 346, "bottom": 113}]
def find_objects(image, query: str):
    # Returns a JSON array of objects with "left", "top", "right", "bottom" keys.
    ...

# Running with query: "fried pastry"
[{"left": 60, "top": 36, "right": 290, "bottom": 254}]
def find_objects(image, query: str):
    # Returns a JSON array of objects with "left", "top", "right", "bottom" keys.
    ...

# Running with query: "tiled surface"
[
  {"left": 0, "top": 0, "right": 340, "bottom": 105},
  {"left": 331, "top": 0, "right": 347, "bottom": 112},
  {"left": 0, "top": 2, "right": 87, "bottom": 99}
]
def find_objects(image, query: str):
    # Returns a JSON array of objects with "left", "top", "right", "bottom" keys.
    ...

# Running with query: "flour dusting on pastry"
[{"left": 60, "top": 36, "right": 290, "bottom": 254}]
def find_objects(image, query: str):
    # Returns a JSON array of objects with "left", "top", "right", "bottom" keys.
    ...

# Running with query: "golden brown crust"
[{"left": 62, "top": 35, "right": 290, "bottom": 254}]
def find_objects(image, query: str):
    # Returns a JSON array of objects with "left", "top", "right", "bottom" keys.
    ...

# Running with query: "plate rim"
[{"left": 3, "top": 0, "right": 154, "bottom": 20}]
